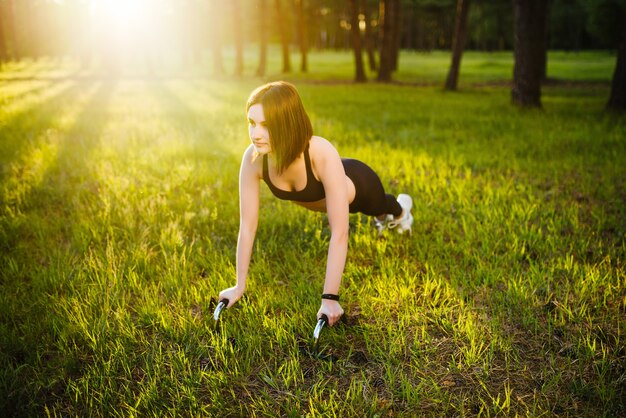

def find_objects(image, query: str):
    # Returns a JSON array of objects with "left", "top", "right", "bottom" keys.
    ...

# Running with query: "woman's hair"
[{"left": 246, "top": 81, "right": 313, "bottom": 174}]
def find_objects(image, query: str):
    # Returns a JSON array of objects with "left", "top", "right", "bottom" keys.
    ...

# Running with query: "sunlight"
[
  {"left": 91, "top": 0, "right": 146, "bottom": 27},
  {"left": 89, "top": 0, "right": 163, "bottom": 66}
]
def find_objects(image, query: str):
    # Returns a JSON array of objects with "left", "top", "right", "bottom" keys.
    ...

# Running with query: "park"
[{"left": 1, "top": 1, "right": 625, "bottom": 416}]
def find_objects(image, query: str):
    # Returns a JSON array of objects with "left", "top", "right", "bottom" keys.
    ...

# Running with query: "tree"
[
  {"left": 349, "top": 0, "right": 367, "bottom": 81},
  {"left": 232, "top": 0, "right": 244, "bottom": 76},
  {"left": 549, "top": 0, "right": 588, "bottom": 50},
  {"left": 361, "top": 0, "right": 377, "bottom": 71},
  {"left": 210, "top": 0, "right": 224, "bottom": 75},
  {"left": 585, "top": 0, "right": 626, "bottom": 111},
  {"left": 256, "top": 0, "right": 268, "bottom": 77},
  {"left": 608, "top": 23, "right": 626, "bottom": 110},
  {"left": 274, "top": 0, "right": 291, "bottom": 73},
  {"left": 295, "top": 0, "right": 308, "bottom": 72},
  {"left": 377, "top": 0, "right": 399, "bottom": 81},
  {"left": 408, "top": 0, "right": 456, "bottom": 51},
  {"left": 4, "top": 0, "right": 18, "bottom": 60},
  {"left": 511, "top": 0, "right": 549, "bottom": 107},
  {"left": 467, "top": 0, "right": 511, "bottom": 51},
  {"left": 0, "top": 2, "right": 8, "bottom": 63},
  {"left": 539, "top": 0, "right": 551, "bottom": 81},
  {"left": 181, "top": 0, "right": 202, "bottom": 65},
  {"left": 390, "top": 0, "right": 401, "bottom": 72},
  {"left": 445, "top": 0, "right": 471, "bottom": 90}
]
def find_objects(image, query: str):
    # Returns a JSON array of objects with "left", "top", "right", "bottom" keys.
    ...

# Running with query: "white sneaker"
[{"left": 387, "top": 194, "right": 413, "bottom": 234}]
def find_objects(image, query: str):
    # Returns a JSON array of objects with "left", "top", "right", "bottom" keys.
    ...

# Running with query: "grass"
[
  {"left": 0, "top": 47, "right": 616, "bottom": 84},
  {"left": 1, "top": 50, "right": 625, "bottom": 416}
]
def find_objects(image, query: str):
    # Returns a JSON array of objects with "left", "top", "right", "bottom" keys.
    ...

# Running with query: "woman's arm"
[
  {"left": 219, "top": 145, "right": 260, "bottom": 307},
  {"left": 312, "top": 137, "right": 349, "bottom": 326}
]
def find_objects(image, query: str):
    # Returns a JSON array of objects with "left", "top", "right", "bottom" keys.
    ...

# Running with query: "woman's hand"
[
  {"left": 218, "top": 286, "right": 244, "bottom": 308},
  {"left": 317, "top": 299, "right": 344, "bottom": 326}
]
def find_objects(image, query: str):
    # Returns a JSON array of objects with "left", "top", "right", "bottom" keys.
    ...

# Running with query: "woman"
[{"left": 218, "top": 81, "right": 413, "bottom": 326}]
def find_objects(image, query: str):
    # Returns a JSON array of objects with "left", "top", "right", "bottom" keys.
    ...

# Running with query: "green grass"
[
  {"left": 1, "top": 51, "right": 625, "bottom": 416},
  {"left": 0, "top": 47, "right": 616, "bottom": 84}
]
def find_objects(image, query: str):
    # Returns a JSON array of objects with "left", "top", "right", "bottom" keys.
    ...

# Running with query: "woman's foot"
[{"left": 387, "top": 194, "right": 413, "bottom": 234}]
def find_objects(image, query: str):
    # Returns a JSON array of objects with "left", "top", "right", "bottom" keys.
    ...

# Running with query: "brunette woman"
[{"left": 218, "top": 81, "right": 413, "bottom": 326}]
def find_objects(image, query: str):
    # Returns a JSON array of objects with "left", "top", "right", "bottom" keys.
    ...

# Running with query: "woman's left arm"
[{"left": 314, "top": 138, "right": 349, "bottom": 326}]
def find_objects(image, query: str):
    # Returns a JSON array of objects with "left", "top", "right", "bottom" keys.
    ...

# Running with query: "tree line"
[{"left": 0, "top": 0, "right": 624, "bottom": 110}]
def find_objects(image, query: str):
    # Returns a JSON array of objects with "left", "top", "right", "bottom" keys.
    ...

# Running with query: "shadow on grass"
[
  {"left": 0, "top": 79, "right": 58, "bottom": 104},
  {"left": 0, "top": 79, "right": 117, "bottom": 416},
  {"left": 148, "top": 78, "right": 236, "bottom": 156},
  {"left": 0, "top": 79, "right": 92, "bottom": 172}
]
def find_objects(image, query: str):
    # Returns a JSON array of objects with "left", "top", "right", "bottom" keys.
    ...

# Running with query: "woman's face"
[{"left": 247, "top": 103, "right": 271, "bottom": 154}]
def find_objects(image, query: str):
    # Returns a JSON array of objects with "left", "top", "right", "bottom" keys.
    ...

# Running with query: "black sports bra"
[{"left": 262, "top": 145, "right": 326, "bottom": 202}]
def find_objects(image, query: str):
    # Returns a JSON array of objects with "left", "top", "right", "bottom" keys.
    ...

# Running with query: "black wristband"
[{"left": 321, "top": 293, "right": 340, "bottom": 301}]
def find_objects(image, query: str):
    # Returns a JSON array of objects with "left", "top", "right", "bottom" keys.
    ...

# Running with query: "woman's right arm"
[{"left": 219, "top": 145, "right": 260, "bottom": 308}]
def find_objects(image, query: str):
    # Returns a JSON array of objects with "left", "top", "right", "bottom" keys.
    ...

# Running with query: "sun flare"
[
  {"left": 89, "top": 0, "right": 163, "bottom": 61},
  {"left": 91, "top": 0, "right": 146, "bottom": 25}
]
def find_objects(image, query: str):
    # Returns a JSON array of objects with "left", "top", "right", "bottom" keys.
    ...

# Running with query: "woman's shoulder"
[
  {"left": 243, "top": 143, "right": 256, "bottom": 157},
  {"left": 241, "top": 144, "right": 263, "bottom": 176},
  {"left": 308, "top": 136, "right": 342, "bottom": 176},
  {"left": 309, "top": 136, "right": 339, "bottom": 157}
]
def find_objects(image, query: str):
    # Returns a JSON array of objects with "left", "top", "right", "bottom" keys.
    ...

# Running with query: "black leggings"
[{"left": 342, "top": 158, "right": 403, "bottom": 217}]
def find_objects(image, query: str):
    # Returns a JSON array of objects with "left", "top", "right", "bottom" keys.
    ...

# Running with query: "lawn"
[{"left": 1, "top": 50, "right": 624, "bottom": 416}]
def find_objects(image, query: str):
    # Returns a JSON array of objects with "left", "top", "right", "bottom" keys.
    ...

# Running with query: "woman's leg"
[
  {"left": 343, "top": 158, "right": 413, "bottom": 234},
  {"left": 342, "top": 159, "right": 402, "bottom": 217}
]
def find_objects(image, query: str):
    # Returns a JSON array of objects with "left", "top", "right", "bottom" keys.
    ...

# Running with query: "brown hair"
[{"left": 246, "top": 81, "right": 313, "bottom": 174}]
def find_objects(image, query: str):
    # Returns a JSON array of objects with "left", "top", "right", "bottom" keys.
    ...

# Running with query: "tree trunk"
[
  {"left": 5, "top": 0, "right": 18, "bottom": 60},
  {"left": 210, "top": 0, "right": 224, "bottom": 75},
  {"left": 0, "top": 1, "right": 7, "bottom": 63},
  {"left": 390, "top": 0, "right": 401, "bottom": 72},
  {"left": 539, "top": 0, "right": 551, "bottom": 81},
  {"left": 232, "top": 0, "right": 244, "bottom": 76},
  {"left": 184, "top": 1, "right": 202, "bottom": 65},
  {"left": 361, "top": 0, "right": 377, "bottom": 71},
  {"left": 349, "top": 0, "right": 366, "bottom": 82},
  {"left": 511, "top": 0, "right": 548, "bottom": 107},
  {"left": 377, "top": 0, "right": 395, "bottom": 81},
  {"left": 295, "top": 0, "right": 308, "bottom": 72},
  {"left": 445, "top": 0, "right": 471, "bottom": 91},
  {"left": 256, "top": 0, "right": 268, "bottom": 77},
  {"left": 607, "top": 23, "right": 626, "bottom": 111},
  {"left": 274, "top": 0, "right": 291, "bottom": 73}
]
